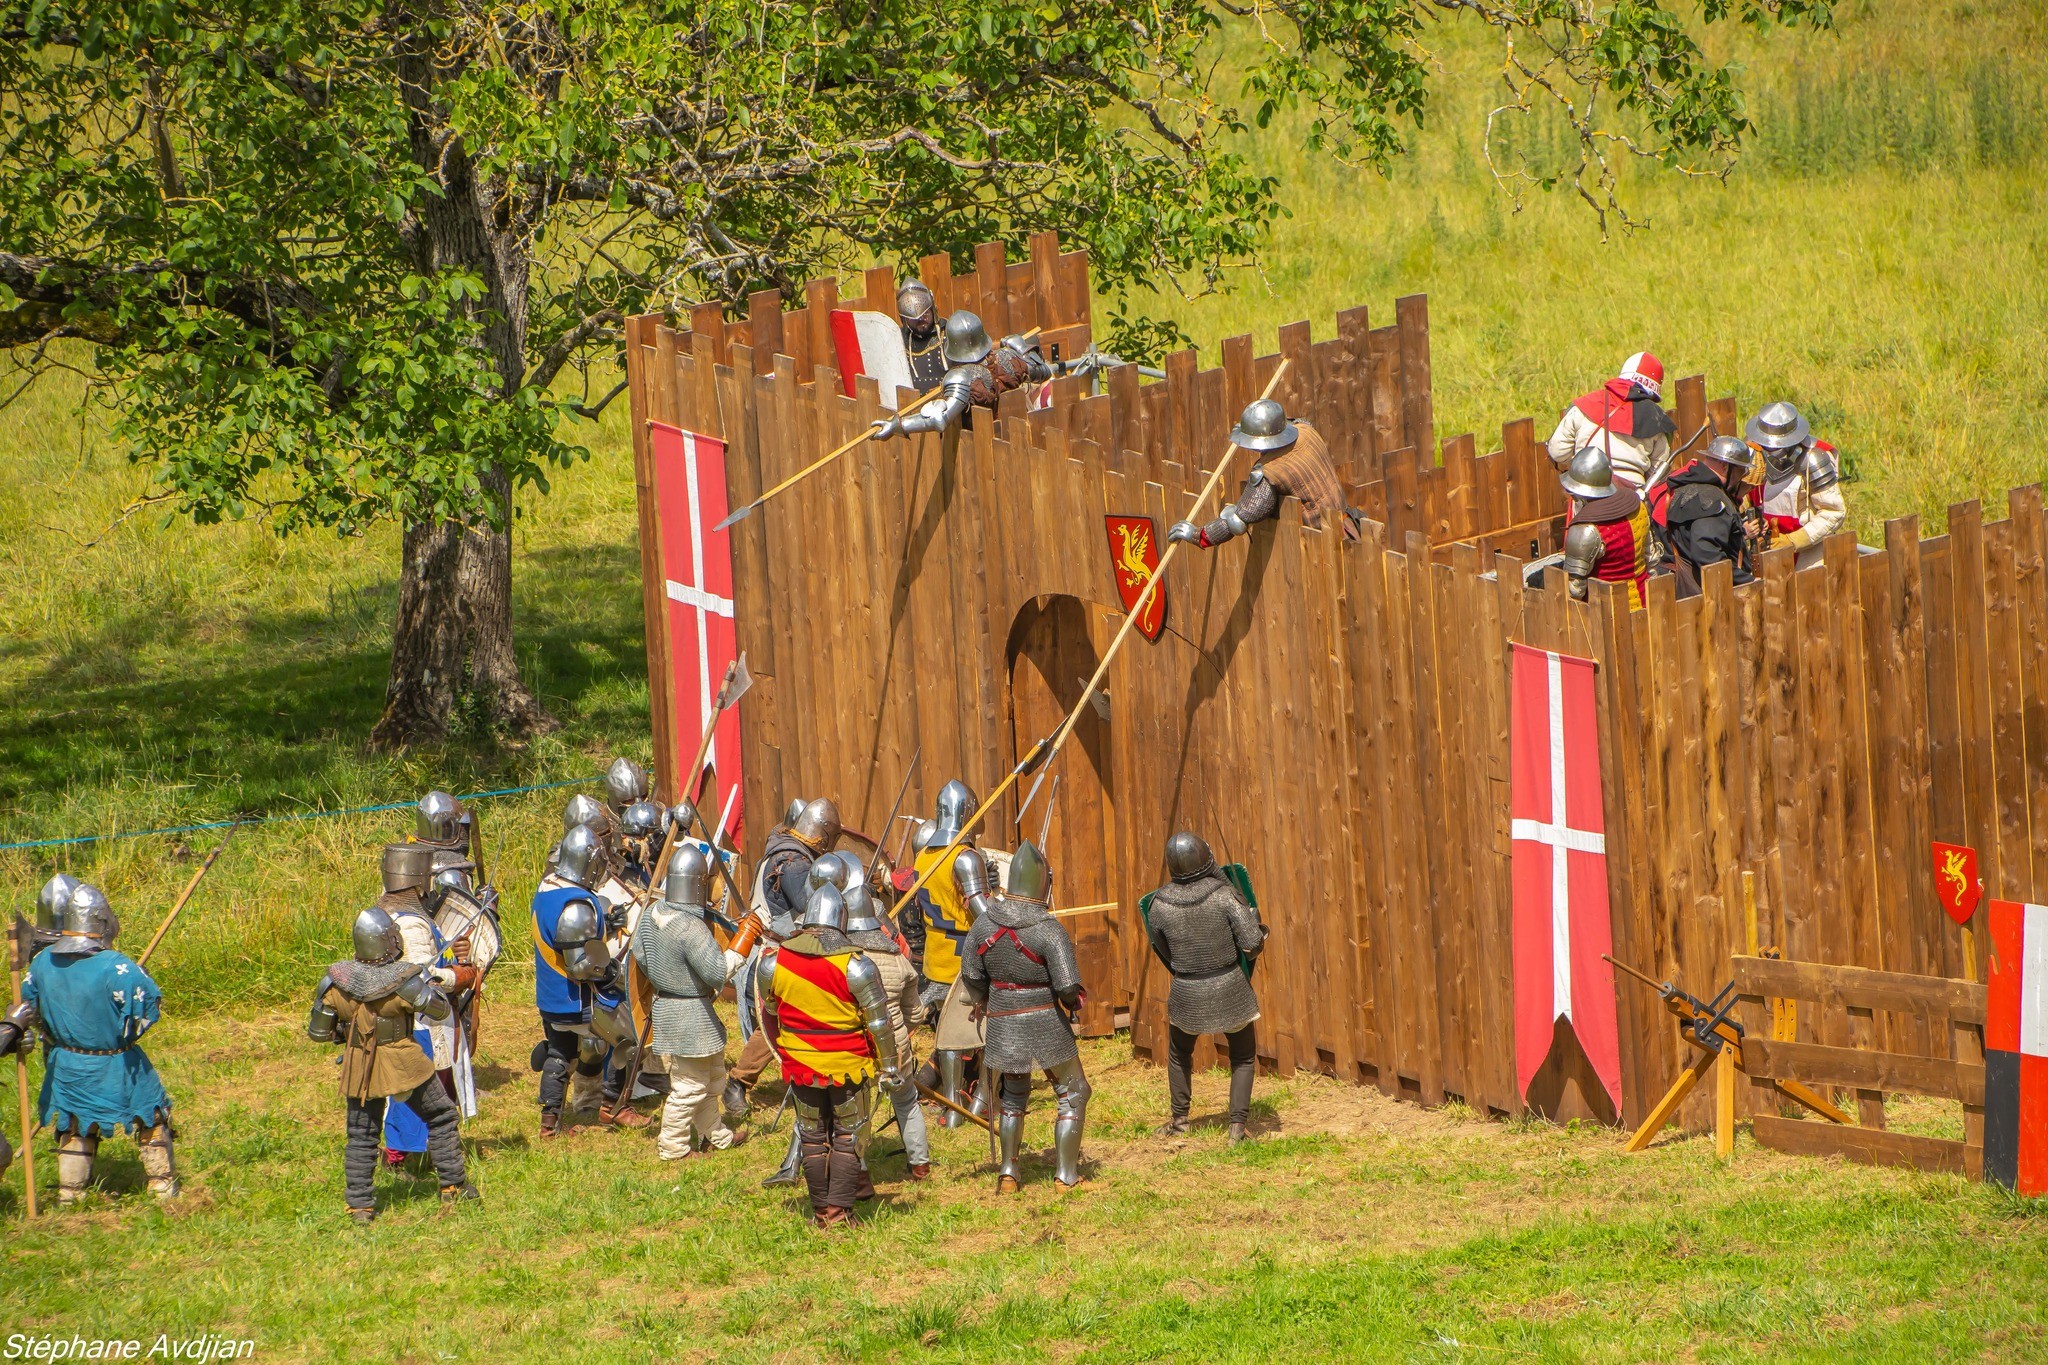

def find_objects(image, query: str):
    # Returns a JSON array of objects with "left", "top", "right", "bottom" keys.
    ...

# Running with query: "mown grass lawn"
[{"left": 1, "top": 1010, "right": 2043, "bottom": 1363}]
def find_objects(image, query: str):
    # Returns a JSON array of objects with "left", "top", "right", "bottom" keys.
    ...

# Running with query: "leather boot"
[
  {"left": 1157, "top": 1115, "right": 1191, "bottom": 1137},
  {"left": 538, "top": 1110, "right": 561, "bottom": 1140},
  {"left": 995, "top": 1174, "right": 1021, "bottom": 1195},
  {"left": 1228, "top": 1121, "right": 1249, "bottom": 1145},
  {"left": 721, "top": 1078, "right": 750, "bottom": 1125},
  {"left": 600, "top": 1101, "right": 650, "bottom": 1130},
  {"left": 439, "top": 1182, "right": 482, "bottom": 1206},
  {"left": 813, "top": 1205, "right": 854, "bottom": 1231},
  {"left": 348, "top": 1206, "right": 377, "bottom": 1226},
  {"left": 907, "top": 1163, "right": 932, "bottom": 1181}
]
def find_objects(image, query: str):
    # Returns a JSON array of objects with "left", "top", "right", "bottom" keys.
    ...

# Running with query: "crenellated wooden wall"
[{"left": 626, "top": 255, "right": 2048, "bottom": 1134}]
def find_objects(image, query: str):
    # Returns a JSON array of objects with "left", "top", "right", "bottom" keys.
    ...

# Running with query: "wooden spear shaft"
[
  {"left": 888, "top": 359, "right": 1292, "bottom": 920},
  {"left": 10, "top": 960, "right": 33, "bottom": 1219},
  {"left": 138, "top": 830, "right": 234, "bottom": 971}
]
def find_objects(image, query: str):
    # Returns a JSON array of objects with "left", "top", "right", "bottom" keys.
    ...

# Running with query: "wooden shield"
[
  {"left": 1104, "top": 515, "right": 1166, "bottom": 642},
  {"left": 1932, "top": 840, "right": 1983, "bottom": 926}
]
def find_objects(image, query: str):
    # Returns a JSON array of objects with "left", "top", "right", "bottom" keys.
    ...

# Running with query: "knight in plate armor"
[
  {"left": 1558, "top": 446, "right": 1652, "bottom": 607},
  {"left": 909, "top": 779, "right": 997, "bottom": 1127},
  {"left": 604, "top": 757, "right": 653, "bottom": 814},
  {"left": 1169, "top": 399, "right": 1362, "bottom": 551},
  {"left": 1, "top": 883, "right": 178, "bottom": 1204},
  {"left": 1744, "top": 400, "right": 1847, "bottom": 571},
  {"left": 757, "top": 884, "right": 903, "bottom": 1229},
  {"left": 1145, "top": 832, "right": 1268, "bottom": 1142},
  {"left": 898, "top": 280, "right": 949, "bottom": 391},
  {"left": 866, "top": 312, "right": 1053, "bottom": 442},
  {"left": 373, "top": 841, "right": 485, "bottom": 1162},
  {"left": 618, "top": 797, "right": 668, "bottom": 891},
  {"left": 724, "top": 796, "right": 841, "bottom": 1130},
  {"left": 308, "top": 905, "right": 474, "bottom": 1222},
  {"left": 960, "top": 840, "right": 1088, "bottom": 1192},
  {"left": 631, "top": 845, "right": 750, "bottom": 1160},
  {"left": 528, "top": 823, "right": 629, "bottom": 1138},
  {"left": 415, "top": 789, "right": 474, "bottom": 859}
]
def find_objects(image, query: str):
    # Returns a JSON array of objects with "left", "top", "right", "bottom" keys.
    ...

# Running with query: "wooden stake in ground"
[
  {"left": 138, "top": 830, "right": 235, "bottom": 970},
  {"left": 888, "top": 359, "right": 1291, "bottom": 922}
]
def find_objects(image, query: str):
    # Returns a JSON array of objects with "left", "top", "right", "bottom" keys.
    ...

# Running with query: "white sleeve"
[{"left": 1547, "top": 408, "right": 1587, "bottom": 467}]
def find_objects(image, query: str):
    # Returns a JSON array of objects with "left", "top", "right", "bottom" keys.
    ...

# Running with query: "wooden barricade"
[
  {"left": 626, "top": 267, "right": 2048, "bottom": 1135},
  {"left": 1733, "top": 955, "right": 1986, "bottom": 1175}
]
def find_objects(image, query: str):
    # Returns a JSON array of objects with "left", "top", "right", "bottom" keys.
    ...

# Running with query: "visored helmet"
[
  {"left": 35, "top": 873, "right": 79, "bottom": 934},
  {"left": 1164, "top": 831, "right": 1215, "bottom": 882},
  {"left": 665, "top": 844, "right": 711, "bottom": 907},
  {"left": 564, "top": 793, "right": 612, "bottom": 836},
  {"left": 1005, "top": 841, "right": 1053, "bottom": 905},
  {"left": 898, "top": 280, "right": 937, "bottom": 330},
  {"left": 791, "top": 797, "right": 841, "bottom": 852},
  {"left": 53, "top": 883, "right": 118, "bottom": 954},
  {"left": 605, "top": 758, "right": 651, "bottom": 811},
  {"left": 931, "top": 780, "right": 976, "bottom": 849},
  {"left": 352, "top": 905, "right": 403, "bottom": 966},
  {"left": 622, "top": 799, "right": 665, "bottom": 842},
  {"left": 416, "top": 790, "right": 463, "bottom": 844}
]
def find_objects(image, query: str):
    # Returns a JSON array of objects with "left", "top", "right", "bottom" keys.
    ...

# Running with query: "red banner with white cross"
[
  {"left": 648, "top": 421, "right": 743, "bottom": 834},
  {"left": 1510, "top": 642, "right": 1622, "bottom": 1112}
]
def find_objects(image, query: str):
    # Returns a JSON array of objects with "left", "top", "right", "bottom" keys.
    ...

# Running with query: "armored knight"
[
  {"left": 959, "top": 841, "right": 1090, "bottom": 1192},
  {"left": 910, "top": 780, "right": 997, "bottom": 1127},
  {"left": 374, "top": 841, "right": 483, "bottom": 1161},
  {"left": 1745, "top": 401, "right": 1847, "bottom": 571},
  {"left": 758, "top": 884, "right": 903, "bottom": 1228},
  {"left": 723, "top": 797, "right": 841, "bottom": 1124},
  {"left": 0, "top": 884, "right": 178, "bottom": 1203},
  {"left": 529, "top": 823, "right": 628, "bottom": 1137},
  {"left": 309, "top": 905, "right": 475, "bottom": 1222},
  {"left": 619, "top": 797, "right": 668, "bottom": 891},
  {"left": 866, "top": 312, "right": 1053, "bottom": 442},
  {"left": 415, "top": 789, "right": 473, "bottom": 859},
  {"left": 1145, "top": 832, "right": 1268, "bottom": 1142},
  {"left": 1558, "top": 446, "right": 1652, "bottom": 606},
  {"left": 898, "top": 280, "right": 949, "bottom": 390},
  {"left": 1169, "top": 399, "right": 1361, "bottom": 550},
  {"left": 630, "top": 845, "right": 749, "bottom": 1160}
]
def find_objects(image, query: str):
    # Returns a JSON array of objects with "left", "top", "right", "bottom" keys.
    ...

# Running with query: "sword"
[{"left": 866, "top": 745, "right": 922, "bottom": 887}]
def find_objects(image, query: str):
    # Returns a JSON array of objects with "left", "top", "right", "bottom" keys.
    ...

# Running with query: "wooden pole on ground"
[
  {"left": 887, "top": 359, "right": 1292, "bottom": 922},
  {"left": 138, "top": 831, "right": 234, "bottom": 970}
]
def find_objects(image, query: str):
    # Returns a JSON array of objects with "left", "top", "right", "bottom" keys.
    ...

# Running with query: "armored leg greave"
[
  {"left": 537, "top": 1022, "right": 582, "bottom": 1113},
  {"left": 137, "top": 1121, "right": 179, "bottom": 1199},
  {"left": 934, "top": 1049, "right": 971, "bottom": 1128},
  {"left": 769, "top": 1126, "right": 803, "bottom": 1184},
  {"left": 995, "top": 1072, "right": 1030, "bottom": 1182},
  {"left": 888, "top": 1073, "right": 931, "bottom": 1169},
  {"left": 793, "top": 1083, "right": 864, "bottom": 1219},
  {"left": 55, "top": 1129, "right": 98, "bottom": 1203},
  {"left": 1047, "top": 1057, "right": 1091, "bottom": 1187}
]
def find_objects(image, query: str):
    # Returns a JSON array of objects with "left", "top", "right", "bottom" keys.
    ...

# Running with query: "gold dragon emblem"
[{"left": 1114, "top": 520, "right": 1153, "bottom": 588}]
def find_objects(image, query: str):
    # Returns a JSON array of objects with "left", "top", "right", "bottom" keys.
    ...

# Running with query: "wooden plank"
[
  {"left": 1334, "top": 306, "right": 1373, "bottom": 463},
  {"left": 803, "top": 277, "right": 838, "bottom": 384},
  {"left": 1950, "top": 502, "right": 1996, "bottom": 981},
  {"left": 1922, "top": 535, "right": 1968, "bottom": 982},
  {"left": 1696, "top": 561, "right": 1743, "bottom": 1066},
  {"left": 1729, "top": 957, "right": 1987, "bottom": 1023},
  {"left": 1751, "top": 1113, "right": 1972, "bottom": 1176},
  {"left": 1368, "top": 325, "right": 1401, "bottom": 456},
  {"left": 1503, "top": 417, "right": 1543, "bottom": 526},
  {"left": 746, "top": 289, "right": 783, "bottom": 373},
  {"left": 974, "top": 240, "right": 1009, "bottom": 337},
  {"left": 1985, "top": 515, "right": 2028, "bottom": 901},
  {"left": 1827, "top": 535, "right": 1881, "bottom": 1029},
  {"left": 1395, "top": 295, "right": 1434, "bottom": 468},
  {"left": 918, "top": 251, "right": 954, "bottom": 316},
  {"left": 2013, "top": 487, "right": 2048, "bottom": 897},
  {"left": 1802, "top": 544, "right": 1848, "bottom": 1051},
  {"left": 623, "top": 316, "right": 676, "bottom": 801},
  {"left": 1594, "top": 579, "right": 1660, "bottom": 1130},
  {"left": 1739, "top": 1037, "right": 1984, "bottom": 1104},
  {"left": 1876, "top": 521, "right": 1937, "bottom": 1048}
]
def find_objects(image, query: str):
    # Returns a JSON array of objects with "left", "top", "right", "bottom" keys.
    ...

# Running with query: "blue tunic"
[
  {"left": 22, "top": 947, "right": 174, "bottom": 1135},
  {"left": 532, "top": 883, "right": 603, "bottom": 1026}
]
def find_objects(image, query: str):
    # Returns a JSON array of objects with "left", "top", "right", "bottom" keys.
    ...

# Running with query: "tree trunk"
[{"left": 369, "top": 469, "right": 555, "bottom": 749}]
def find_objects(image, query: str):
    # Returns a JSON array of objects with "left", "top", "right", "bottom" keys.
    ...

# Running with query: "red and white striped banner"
[
  {"left": 1510, "top": 642, "right": 1622, "bottom": 1111},
  {"left": 1985, "top": 900, "right": 2048, "bottom": 1193},
  {"left": 648, "top": 421, "right": 743, "bottom": 834}
]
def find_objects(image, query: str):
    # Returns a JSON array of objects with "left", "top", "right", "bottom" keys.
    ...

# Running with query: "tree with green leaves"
[{"left": 0, "top": 0, "right": 1831, "bottom": 747}]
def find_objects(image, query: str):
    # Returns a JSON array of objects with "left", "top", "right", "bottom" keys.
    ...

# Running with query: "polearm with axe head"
[
  {"left": 889, "top": 359, "right": 1294, "bottom": 925},
  {"left": 715, "top": 327, "right": 1043, "bottom": 532}
]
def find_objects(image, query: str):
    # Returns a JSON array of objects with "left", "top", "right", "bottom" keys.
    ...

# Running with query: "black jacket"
[{"left": 1664, "top": 462, "right": 1755, "bottom": 599}]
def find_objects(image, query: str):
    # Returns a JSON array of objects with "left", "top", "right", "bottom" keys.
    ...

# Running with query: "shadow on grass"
[{"left": 0, "top": 542, "right": 650, "bottom": 827}]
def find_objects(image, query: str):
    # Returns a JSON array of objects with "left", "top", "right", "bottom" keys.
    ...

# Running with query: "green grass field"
[{"left": 3, "top": 0, "right": 2047, "bottom": 1358}]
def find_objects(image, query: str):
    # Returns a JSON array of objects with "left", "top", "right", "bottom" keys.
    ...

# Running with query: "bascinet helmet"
[
  {"left": 380, "top": 841, "right": 437, "bottom": 895},
  {"left": 1005, "top": 840, "right": 1053, "bottom": 905},
  {"left": 1230, "top": 398, "right": 1299, "bottom": 454},
  {"left": 665, "top": 844, "right": 711, "bottom": 906},
  {"left": 801, "top": 884, "right": 848, "bottom": 933},
  {"left": 941, "top": 311, "right": 992, "bottom": 366},
  {"left": 564, "top": 793, "right": 613, "bottom": 837},
  {"left": 604, "top": 758, "right": 651, "bottom": 810},
  {"left": 621, "top": 799, "right": 665, "bottom": 842},
  {"left": 781, "top": 797, "right": 807, "bottom": 830},
  {"left": 897, "top": 280, "right": 937, "bottom": 330},
  {"left": 931, "top": 780, "right": 977, "bottom": 849},
  {"left": 1560, "top": 445, "right": 1616, "bottom": 500},
  {"left": 53, "top": 883, "right": 118, "bottom": 954},
  {"left": 791, "top": 797, "right": 841, "bottom": 852},
  {"left": 35, "top": 872, "right": 79, "bottom": 934},
  {"left": 416, "top": 790, "right": 463, "bottom": 844},
  {"left": 352, "top": 905, "right": 404, "bottom": 966},
  {"left": 557, "top": 823, "right": 610, "bottom": 890},
  {"left": 804, "top": 851, "right": 849, "bottom": 899},
  {"left": 1164, "top": 831, "right": 1215, "bottom": 883},
  {"left": 841, "top": 879, "right": 884, "bottom": 934}
]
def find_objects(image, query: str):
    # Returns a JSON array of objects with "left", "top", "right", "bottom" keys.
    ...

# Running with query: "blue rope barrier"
[{"left": 0, "top": 775, "right": 602, "bottom": 852}]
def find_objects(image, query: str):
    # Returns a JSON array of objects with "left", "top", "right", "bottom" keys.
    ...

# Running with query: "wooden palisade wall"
[{"left": 626, "top": 248, "right": 2048, "bottom": 1134}]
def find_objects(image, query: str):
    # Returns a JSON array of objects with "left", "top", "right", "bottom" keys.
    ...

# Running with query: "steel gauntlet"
[{"left": 0, "top": 1000, "right": 38, "bottom": 1057}]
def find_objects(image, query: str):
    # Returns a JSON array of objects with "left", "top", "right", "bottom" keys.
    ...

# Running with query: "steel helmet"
[
  {"left": 351, "top": 905, "right": 404, "bottom": 966},
  {"left": 1703, "top": 434, "right": 1753, "bottom": 471},
  {"left": 1560, "top": 445, "right": 1616, "bottom": 500},
  {"left": 557, "top": 823, "right": 610, "bottom": 890},
  {"left": 604, "top": 757, "right": 651, "bottom": 810},
  {"left": 621, "top": 799, "right": 665, "bottom": 842},
  {"left": 665, "top": 843, "right": 711, "bottom": 906},
  {"left": 791, "top": 797, "right": 842, "bottom": 852},
  {"left": 1164, "top": 831, "right": 1215, "bottom": 882},
  {"left": 1745, "top": 401, "right": 1810, "bottom": 452},
  {"left": 941, "top": 311, "right": 992, "bottom": 365},
  {"left": 35, "top": 873, "right": 79, "bottom": 934},
  {"left": 416, "top": 790, "right": 464, "bottom": 844},
  {"left": 801, "top": 884, "right": 848, "bottom": 933},
  {"left": 1230, "top": 398, "right": 1300, "bottom": 453},
  {"left": 1005, "top": 840, "right": 1053, "bottom": 905},
  {"left": 897, "top": 280, "right": 937, "bottom": 329},
  {"left": 380, "top": 841, "right": 437, "bottom": 895}
]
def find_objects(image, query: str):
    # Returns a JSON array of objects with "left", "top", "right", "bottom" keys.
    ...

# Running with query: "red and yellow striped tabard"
[{"left": 768, "top": 943, "right": 877, "bottom": 1087}]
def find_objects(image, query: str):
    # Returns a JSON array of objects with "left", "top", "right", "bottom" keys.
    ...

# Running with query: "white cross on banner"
[
  {"left": 1509, "top": 642, "right": 1623, "bottom": 1112},
  {"left": 648, "top": 420, "right": 743, "bottom": 833}
]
